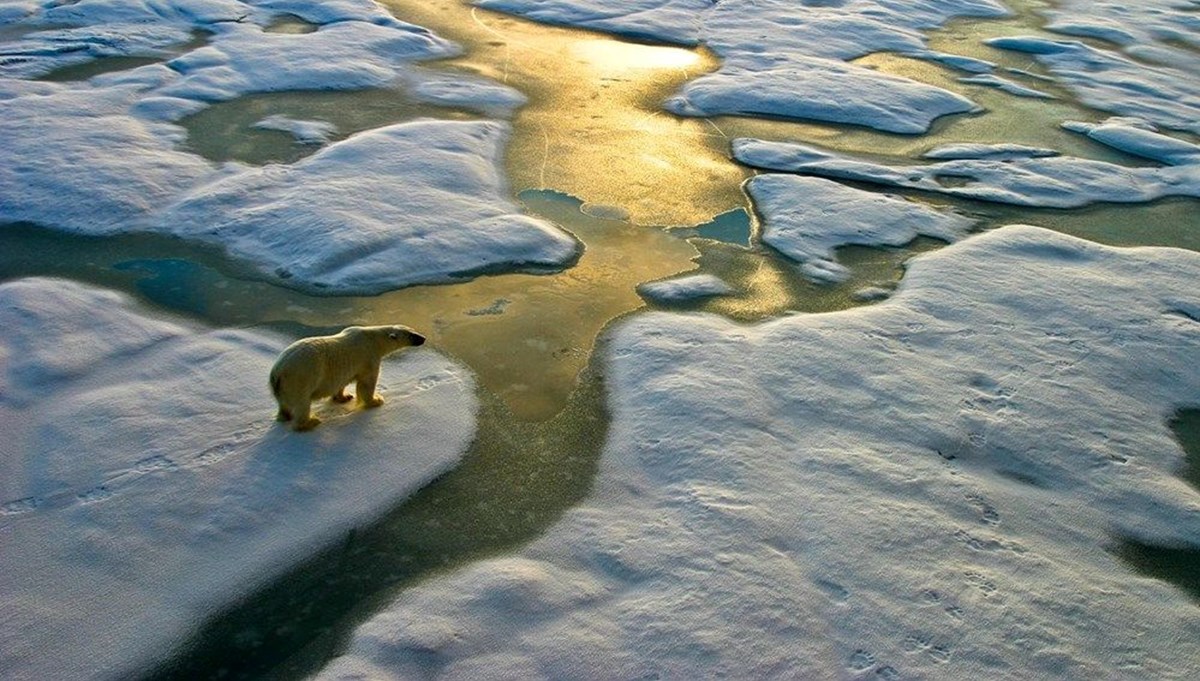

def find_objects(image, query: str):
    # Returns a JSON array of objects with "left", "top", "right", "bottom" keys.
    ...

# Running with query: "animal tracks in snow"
[{"left": 0, "top": 425, "right": 264, "bottom": 522}]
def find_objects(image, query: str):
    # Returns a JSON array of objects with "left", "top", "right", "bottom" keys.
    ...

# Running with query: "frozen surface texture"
[
  {"left": 159, "top": 120, "right": 579, "bottom": 294},
  {"left": 0, "top": 79, "right": 216, "bottom": 233},
  {"left": 154, "top": 20, "right": 456, "bottom": 102},
  {"left": 970, "top": 1, "right": 1200, "bottom": 133},
  {"left": 733, "top": 120, "right": 1200, "bottom": 208},
  {"left": 748, "top": 174, "right": 975, "bottom": 282},
  {"left": 484, "top": 0, "right": 1009, "bottom": 132},
  {"left": 637, "top": 273, "right": 733, "bottom": 303},
  {"left": 252, "top": 114, "right": 337, "bottom": 143},
  {"left": 0, "top": 278, "right": 478, "bottom": 681},
  {"left": 319, "top": 225, "right": 1200, "bottom": 680},
  {"left": 478, "top": 0, "right": 709, "bottom": 45},
  {"left": 0, "top": 1, "right": 561, "bottom": 292}
]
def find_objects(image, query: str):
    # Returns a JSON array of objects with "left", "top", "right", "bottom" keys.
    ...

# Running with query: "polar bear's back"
[{"left": 270, "top": 330, "right": 379, "bottom": 400}]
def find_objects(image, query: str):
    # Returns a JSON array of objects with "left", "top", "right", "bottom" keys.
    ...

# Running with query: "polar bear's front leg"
[
  {"left": 331, "top": 386, "right": 352, "bottom": 403},
  {"left": 356, "top": 366, "right": 384, "bottom": 408}
]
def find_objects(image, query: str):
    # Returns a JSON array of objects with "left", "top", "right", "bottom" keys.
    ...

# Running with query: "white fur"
[{"left": 269, "top": 325, "right": 425, "bottom": 431}]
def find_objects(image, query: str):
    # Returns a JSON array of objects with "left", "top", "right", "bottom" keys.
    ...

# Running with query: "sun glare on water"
[{"left": 568, "top": 38, "right": 702, "bottom": 72}]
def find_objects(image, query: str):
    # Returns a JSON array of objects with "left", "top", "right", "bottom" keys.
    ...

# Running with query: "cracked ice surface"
[
  {"left": 0, "top": 278, "right": 479, "bottom": 681},
  {"left": 733, "top": 119, "right": 1200, "bottom": 209},
  {"left": 987, "top": 23, "right": 1200, "bottom": 134},
  {"left": 318, "top": 225, "right": 1200, "bottom": 680}
]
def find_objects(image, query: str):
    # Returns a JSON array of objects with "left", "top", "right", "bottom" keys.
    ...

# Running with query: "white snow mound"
[
  {"left": 0, "top": 277, "right": 478, "bottom": 681},
  {"left": 733, "top": 125, "right": 1200, "bottom": 209},
  {"left": 318, "top": 225, "right": 1200, "bottom": 680},
  {"left": 637, "top": 273, "right": 733, "bottom": 303},
  {"left": 748, "top": 174, "right": 975, "bottom": 281},
  {"left": 159, "top": 119, "right": 580, "bottom": 294}
]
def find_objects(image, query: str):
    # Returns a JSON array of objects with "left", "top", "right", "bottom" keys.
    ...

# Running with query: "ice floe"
[
  {"left": 664, "top": 53, "right": 978, "bottom": 135},
  {"left": 0, "top": 1, "right": 566, "bottom": 294},
  {"left": 0, "top": 22, "right": 192, "bottom": 79},
  {"left": 986, "top": 35, "right": 1200, "bottom": 134},
  {"left": 637, "top": 273, "right": 733, "bottom": 303},
  {"left": 748, "top": 174, "right": 975, "bottom": 283},
  {"left": 921, "top": 143, "right": 1059, "bottom": 161},
  {"left": 957, "top": 73, "right": 1054, "bottom": 99},
  {"left": 0, "top": 277, "right": 478, "bottom": 681},
  {"left": 318, "top": 225, "right": 1200, "bottom": 680},
  {"left": 0, "top": 79, "right": 216, "bottom": 233},
  {"left": 158, "top": 120, "right": 579, "bottom": 293},
  {"left": 733, "top": 120, "right": 1200, "bottom": 209},
  {"left": 153, "top": 20, "right": 455, "bottom": 102},
  {"left": 252, "top": 113, "right": 336, "bottom": 143},
  {"left": 485, "top": 0, "right": 1009, "bottom": 133}
]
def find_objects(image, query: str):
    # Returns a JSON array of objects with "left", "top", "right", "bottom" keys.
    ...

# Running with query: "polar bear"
[{"left": 269, "top": 325, "right": 426, "bottom": 431}]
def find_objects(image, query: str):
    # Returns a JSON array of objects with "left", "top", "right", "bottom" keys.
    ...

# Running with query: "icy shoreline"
[{"left": 0, "top": 278, "right": 480, "bottom": 680}]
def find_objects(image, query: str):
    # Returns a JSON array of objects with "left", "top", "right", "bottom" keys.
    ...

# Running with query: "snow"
[
  {"left": 958, "top": 73, "right": 1054, "bottom": 99},
  {"left": 485, "top": 0, "right": 1010, "bottom": 133},
  {"left": 155, "top": 20, "right": 456, "bottom": 102},
  {"left": 0, "top": 277, "right": 479, "bottom": 681},
  {"left": 732, "top": 124, "right": 1200, "bottom": 209},
  {"left": 664, "top": 54, "right": 979, "bottom": 135},
  {"left": 747, "top": 174, "right": 975, "bottom": 283},
  {"left": 318, "top": 225, "right": 1200, "bottom": 680},
  {"left": 252, "top": 113, "right": 336, "bottom": 143},
  {"left": 1061, "top": 119, "right": 1200, "bottom": 167},
  {"left": 0, "top": 79, "right": 216, "bottom": 234},
  {"left": 986, "top": 36, "right": 1200, "bottom": 134},
  {"left": 477, "top": 0, "right": 709, "bottom": 45},
  {"left": 921, "top": 144, "right": 1059, "bottom": 161},
  {"left": 0, "top": 22, "right": 191, "bottom": 79},
  {"left": 0, "top": 2, "right": 568, "bottom": 294},
  {"left": 158, "top": 120, "right": 580, "bottom": 294},
  {"left": 637, "top": 273, "right": 733, "bottom": 303}
]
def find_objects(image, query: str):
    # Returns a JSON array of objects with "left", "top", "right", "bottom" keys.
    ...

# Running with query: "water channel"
[{"left": 1, "top": 0, "right": 1198, "bottom": 678}]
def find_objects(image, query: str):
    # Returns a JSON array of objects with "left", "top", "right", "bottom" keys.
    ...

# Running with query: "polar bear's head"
[{"left": 382, "top": 325, "right": 426, "bottom": 349}]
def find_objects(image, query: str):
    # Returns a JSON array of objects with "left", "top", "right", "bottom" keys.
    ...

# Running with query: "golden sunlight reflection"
[
  {"left": 569, "top": 38, "right": 702, "bottom": 71},
  {"left": 383, "top": 0, "right": 745, "bottom": 226}
]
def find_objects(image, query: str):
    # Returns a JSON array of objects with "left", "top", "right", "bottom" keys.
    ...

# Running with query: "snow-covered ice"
[
  {"left": 921, "top": 144, "right": 1059, "bottom": 161},
  {"left": 986, "top": 35, "right": 1200, "bottom": 134},
  {"left": 748, "top": 174, "right": 975, "bottom": 282},
  {"left": 0, "top": 1, "right": 569, "bottom": 294},
  {"left": 484, "top": 0, "right": 1010, "bottom": 133},
  {"left": 159, "top": 120, "right": 580, "bottom": 294},
  {"left": 664, "top": 53, "right": 978, "bottom": 135},
  {"left": 957, "top": 73, "right": 1054, "bottom": 99},
  {"left": 0, "top": 278, "right": 479, "bottom": 681},
  {"left": 0, "top": 79, "right": 216, "bottom": 233},
  {"left": 153, "top": 20, "right": 456, "bottom": 102},
  {"left": 318, "top": 225, "right": 1200, "bottom": 680},
  {"left": 0, "top": 22, "right": 192, "bottom": 79},
  {"left": 637, "top": 273, "right": 733, "bottom": 303},
  {"left": 252, "top": 113, "right": 337, "bottom": 144},
  {"left": 733, "top": 120, "right": 1200, "bottom": 209}
]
